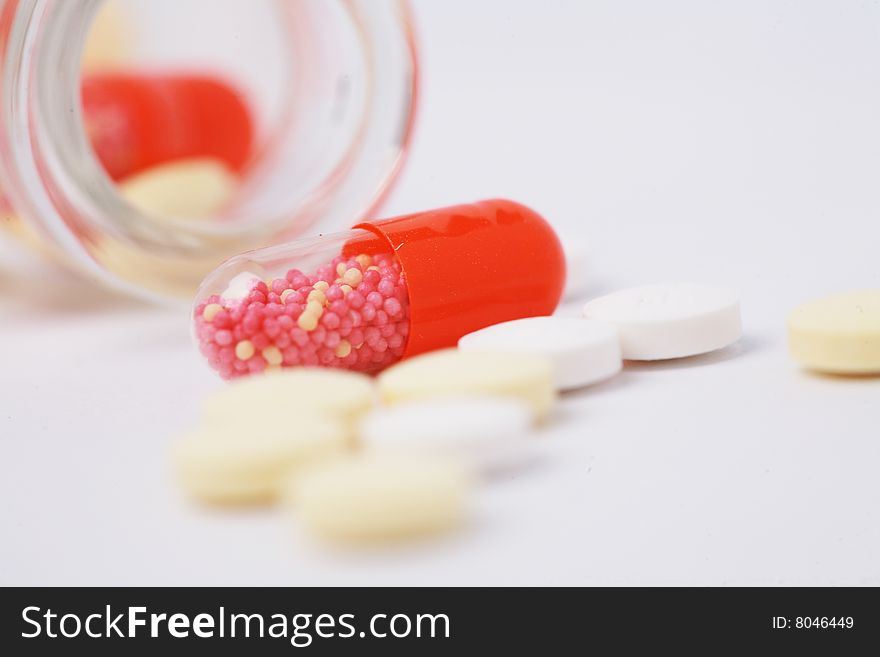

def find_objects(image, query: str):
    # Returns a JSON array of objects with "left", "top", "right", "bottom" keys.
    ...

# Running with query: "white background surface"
[{"left": 2, "top": 0, "right": 879, "bottom": 586}]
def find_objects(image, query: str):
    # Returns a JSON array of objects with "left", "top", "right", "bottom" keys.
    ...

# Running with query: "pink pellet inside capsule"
[{"left": 194, "top": 252, "right": 410, "bottom": 379}]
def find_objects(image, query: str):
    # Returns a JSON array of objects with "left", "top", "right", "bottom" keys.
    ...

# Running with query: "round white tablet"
[
  {"left": 358, "top": 396, "right": 533, "bottom": 472},
  {"left": 291, "top": 454, "right": 470, "bottom": 542},
  {"left": 457, "top": 317, "right": 622, "bottom": 390},
  {"left": 582, "top": 283, "right": 741, "bottom": 360}
]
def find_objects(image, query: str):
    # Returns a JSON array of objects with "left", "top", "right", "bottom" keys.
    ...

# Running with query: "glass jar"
[{"left": 0, "top": 0, "right": 417, "bottom": 301}]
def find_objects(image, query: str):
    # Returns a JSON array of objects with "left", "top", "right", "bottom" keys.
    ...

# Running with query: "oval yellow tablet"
[
  {"left": 377, "top": 349, "right": 556, "bottom": 421},
  {"left": 202, "top": 369, "right": 375, "bottom": 429},
  {"left": 119, "top": 158, "right": 237, "bottom": 220},
  {"left": 173, "top": 415, "right": 349, "bottom": 505},
  {"left": 788, "top": 290, "right": 880, "bottom": 374},
  {"left": 82, "top": 2, "right": 131, "bottom": 71},
  {"left": 290, "top": 454, "right": 470, "bottom": 543}
]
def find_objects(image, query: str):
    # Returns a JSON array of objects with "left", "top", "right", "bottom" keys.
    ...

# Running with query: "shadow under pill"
[
  {"left": 799, "top": 369, "right": 880, "bottom": 383},
  {"left": 561, "top": 369, "right": 639, "bottom": 400},
  {"left": 482, "top": 449, "right": 551, "bottom": 484},
  {"left": 1, "top": 263, "right": 145, "bottom": 321},
  {"left": 295, "top": 521, "right": 480, "bottom": 564},
  {"left": 622, "top": 335, "right": 760, "bottom": 372}
]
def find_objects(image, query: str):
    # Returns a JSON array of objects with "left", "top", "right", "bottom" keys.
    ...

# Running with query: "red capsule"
[
  {"left": 193, "top": 200, "right": 567, "bottom": 379},
  {"left": 81, "top": 73, "right": 254, "bottom": 180}
]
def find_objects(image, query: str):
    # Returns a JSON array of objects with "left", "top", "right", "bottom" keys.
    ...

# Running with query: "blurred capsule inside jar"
[{"left": 80, "top": 1, "right": 258, "bottom": 219}]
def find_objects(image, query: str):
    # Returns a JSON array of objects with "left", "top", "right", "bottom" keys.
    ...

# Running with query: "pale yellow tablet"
[
  {"left": 290, "top": 454, "right": 470, "bottom": 542},
  {"left": 377, "top": 349, "right": 555, "bottom": 421},
  {"left": 788, "top": 290, "right": 880, "bottom": 374},
  {"left": 202, "top": 369, "right": 376, "bottom": 430},
  {"left": 82, "top": 2, "right": 131, "bottom": 71},
  {"left": 119, "top": 159, "right": 237, "bottom": 220},
  {"left": 173, "top": 415, "right": 349, "bottom": 505}
]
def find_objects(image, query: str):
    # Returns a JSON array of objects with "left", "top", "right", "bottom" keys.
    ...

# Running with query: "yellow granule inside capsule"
[
  {"left": 235, "top": 340, "right": 255, "bottom": 361},
  {"left": 280, "top": 289, "right": 295, "bottom": 302},
  {"left": 306, "top": 301, "right": 324, "bottom": 317},
  {"left": 202, "top": 303, "right": 223, "bottom": 322},
  {"left": 307, "top": 289, "right": 326, "bottom": 305},
  {"left": 340, "top": 285, "right": 353, "bottom": 295},
  {"left": 335, "top": 340, "right": 352, "bottom": 358},
  {"left": 368, "top": 266, "right": 380, "bottom": 272},
  {"left": 356, "top": 254, "right": 372, "bottom": 269},
  {"left": 342, "top": 268, "right": 363, "bottom": 287},
  {"left": 314, "top": 281, "right": 329, "bottom": 292},
  {"left": 263, "top": 346, "right": 283, "bottom": 366},
  {"left": 336, "top": 263, "right": 347, "bottom": 277},
  {"left": 298, "top": 313, "right": 319, "bottom": 331}
]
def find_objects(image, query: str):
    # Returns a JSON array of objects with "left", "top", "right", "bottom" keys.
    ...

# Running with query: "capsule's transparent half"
[{"left": 193, "top": 228, "right": 409, "bottom": 379}]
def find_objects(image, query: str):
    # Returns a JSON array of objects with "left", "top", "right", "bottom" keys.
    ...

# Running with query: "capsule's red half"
[
  {"left": 81, "top": 73, "right": 253, "bottom": 180},
  {"left": 352, "top": 199, "right": 567, "bottom": 357}
]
